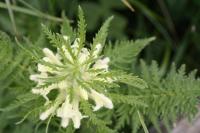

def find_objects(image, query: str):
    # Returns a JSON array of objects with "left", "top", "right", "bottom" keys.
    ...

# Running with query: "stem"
[
  {"left": 5, "top": 0, "right": 18, "bottom": 35},
  {"left": 156, "top": 0, "right": 177, "bottom": 40},
  {"left": 137, "top": 111, "right": 149, "bottom": 133},
  {"left": 121, "top": 0, "right": 135, "bottom": 12},
  {"left": 161, "top": 44, "right": 171, "bottom": 73},
  {"left": 0, "top": 2, "right": 63, "bottom": 22}
]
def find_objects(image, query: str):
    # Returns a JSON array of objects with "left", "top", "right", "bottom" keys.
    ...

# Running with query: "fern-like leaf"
[{"left": 105, "top": 37, "right": 155, "bottom": 70}]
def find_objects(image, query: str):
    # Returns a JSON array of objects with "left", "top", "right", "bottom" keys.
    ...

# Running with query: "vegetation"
[{"left": 0, "top": 0, "right": 200, "bottom": 133}]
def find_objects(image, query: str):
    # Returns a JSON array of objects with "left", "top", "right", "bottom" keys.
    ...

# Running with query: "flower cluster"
[{"left": 30, "top": 36, "right": 114, "bottom": 128}]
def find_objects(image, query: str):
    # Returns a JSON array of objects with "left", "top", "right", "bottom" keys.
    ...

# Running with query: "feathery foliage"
[
  {"left": 111, "top": 60, "right": 200, "bottom": 133},
  {"left": 104, "top": 37, "right": 155, "bottom": 70}
]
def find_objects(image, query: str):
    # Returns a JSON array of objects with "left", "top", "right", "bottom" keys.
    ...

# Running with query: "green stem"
[
  {"left": 161, "top": 44, "right": 171, "bottom": 73},
  {"left": 0, "top": 2, "right": 63, "bottom": 22},
  {"left": 137, "top": 111, "right": 149, "bottom": 133},
  {"left": 5, "top": 0, "right": 18, "bottom": 35}
]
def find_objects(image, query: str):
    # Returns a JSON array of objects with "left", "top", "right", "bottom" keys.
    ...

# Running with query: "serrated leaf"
[
  {"left": 105, "top": 37, "right": 155, "bottom": 70},
  {"left": 110, "top": 93, "right": 147, "bottom": 107},
  {"left": 116, "top": 71, "right": 148, "bottom": 89},
  {"left": 0, "top": 31, "right": 13, "bottom": 65},
  {"left": 91, "top": 16, "right": 113, "bottom": 53},
  {"left": 0, "top": 93, "right": 39, "bottom": 112},
  {"left": 77, "top": 6, "right": 87, "bottom": 53},
  {"left": 61, "top": 13, "right": 75, "bottom": 39}
]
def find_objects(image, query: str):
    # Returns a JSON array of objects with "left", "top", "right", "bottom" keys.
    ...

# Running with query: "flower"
[
  {"left": 30, "top": 36, "right": 115, "bottom": 128},
  {"left": 89, "top": 89, "right": 113, "bottom": 111},
  {"left": 56, "top": 96, "right": 87, "bottom": 128}
]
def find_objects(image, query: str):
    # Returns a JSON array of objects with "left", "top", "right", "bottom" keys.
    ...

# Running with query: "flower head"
[{"left": 30, "top": 35, "right": 115, "bottom": 128}]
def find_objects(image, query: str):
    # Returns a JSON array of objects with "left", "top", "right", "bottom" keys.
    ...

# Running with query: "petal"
[
  {"left": 72, "top": 115, "right": 81, "bottom": 129},
  {"left": 93, "top": 104, "right": 103, "bottom": 111},
  {"left": 93, "top": 43, "right": 102, "bottom": 58},
  {"left": 61, "top": 118, "right": 69, "bottom": 128},
  {"left": 90, "top": 89, "right": 113, "bottom": 111},
  {"left": 43, "top": 57, "right": 51, "bottom": 62},
  {"left": 57, "top": 96, "right": 73, "bottom": 118},
  {"left": 62, "top": 45, "right": 73, "bottom": 62},
  {"left": 82, "top": 72, "right": 92, "bottom": 81},
  {"left": 78, "top": 48, "right": 90, "bottom": 63},
  {"left": 56, "top": 106, "right": 63, "bottom": 117},
  {"left": 38, "top": 64, "right": 52, "bottom": 73},
  {"left": 30, "top": 73, "right": 47, "bottom": 82},
  {"left": 40, "top": 106, "right": 55, "bottom": 120},
  {"left": 43, "top": 48, "right": 62, "bottom": 65},
  {"left": 101, "top": 95, "right": 113, "bottom": 109},
  {"left": 40, "top": 112, "right": 49, "bottom": 120},
  {"left": 29, "top": 74, "right": 39, "bottom": 82},
  {"left": 58, "top": 80, "right": 68, "bottom": 89},
  {"left": 32, "top": 84, "right": 57, "bottom": 101},
  {"left": 78, "top": 88, "right": 88, "bottom": 100},
  {"left": 93, "top": 57, "right": 110, "bottom": 70},
  {"left": 90, "top": 90, "right": 104, "bottom": 111},
  {"left": 71, "top": 38, "right": 80, "bottom": 54},
  {"left": 63, "top": 35, "right": 69, "bottom": 41}
]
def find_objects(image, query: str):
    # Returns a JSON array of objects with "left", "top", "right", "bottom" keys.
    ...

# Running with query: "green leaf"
[
  {"left": 91, "top": 16, "right": 113, "bottom": 53},
  {"left": 0, "top": 49, "right": 24, "bottom": 81},
  {"left": 42, "top": 24, "right": 75, "bottom": 63},
  {"left": 110, "top": 93, "right": 147, "bottom": 107},
  {"left": 80, "top": 101, "right": 115, "bottom": 133},
  {"left": 0, "top": 31, "right": 13, "bottom": 65},
  {"left": 105, "top": 37, "right": 155, "bottom": 70},
  {"left": 77, "top": 6, "right": 87, "bottom": 53},
  {"left": 116, "top": 71, "right": 148, "bottom": 89},
  {"left": 0, "top": 93, "right": 39, "bottom": 112},
  {"left": 61, "top": 13, "right": 74, "bottom": 39}
]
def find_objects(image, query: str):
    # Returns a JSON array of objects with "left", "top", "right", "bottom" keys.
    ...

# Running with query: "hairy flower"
[{"left": 30, "top": 36, "right": 115, "bottom": 128}]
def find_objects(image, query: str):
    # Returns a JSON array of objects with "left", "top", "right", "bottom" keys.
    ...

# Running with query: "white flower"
[
  {"left": 93, "top": 57, "right": 110, "bottom": 71},
  {"left": 43, "top": 48, "right": 62, "bottom": 65},
  {"left": 61, "top": 45, "right": 73, "bottom": 62},
  {"left": 58, "top": 80, "right": 70, "bottom": 89},
  {"left": 30, "top": 36, "right": 115, "bottom": 129},
  {"left": 57, "top": 96, "right": 86, "bottom": 128},
  {"left": 30, "top": 73, "right": 47, "bottom": 83},
  {"left": 32, "top": 84, "right": 57, "bottom": 101},
  {"left": 93, "top": 43, "right": 102, "bottom": 58},
  {"left": 76, "top": 87, "right": 88, "bottom": 100},
  {"left": 63, "top": 35, "right": 69, "bottom": 41},
  {"left": 40, "top": 105, "right": 56, "bottom": 120},
  {"left": 78, "top": 48, "right": 90, "bottom": 63},
  {"left": 71, "top": 38, "right": 80, "bottom": 54},
  {"left": 89, "top": 89, "right": 113, "bottom": 111}
]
